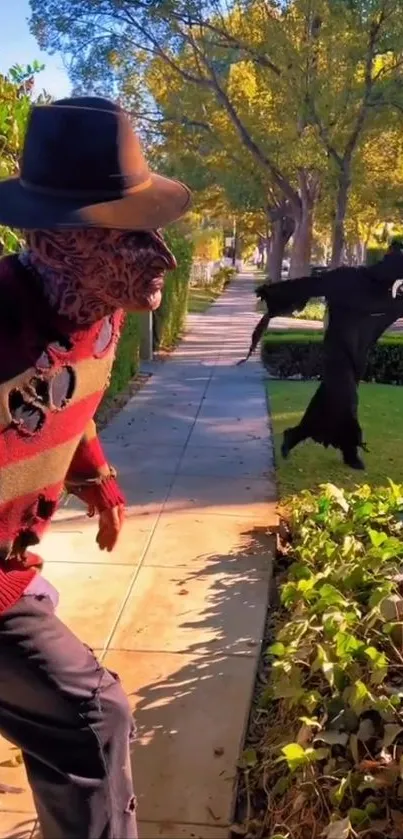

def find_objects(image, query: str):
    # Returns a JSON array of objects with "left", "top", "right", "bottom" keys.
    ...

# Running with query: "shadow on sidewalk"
[
  {"left": 116, "top": 525, "right": 274, "bottom": 828},
  {"left": 1, "top": 819, "right": 36, "bottom": 839}
]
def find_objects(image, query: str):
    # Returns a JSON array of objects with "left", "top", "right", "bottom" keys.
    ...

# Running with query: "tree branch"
[
  {"left": 135, "top": 105, "right": 266, "bottom": 196},
  {"left": 343, "top": 13, "right": 383, "bottom": 162},
  {"left": 307, "top": 7, "right": 386, "bottom": 170},
  {"left": 187, "top": 17, "right": 282, "bottom": 76},
  {"left": 177, "top": 24, "right": 300, "bottom": 206}
]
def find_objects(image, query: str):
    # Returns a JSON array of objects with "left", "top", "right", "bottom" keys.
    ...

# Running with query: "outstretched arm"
[
  {"left": 238, "top": 272, "right": 328, "bottom": 363},
  {"left": 255, "top": 272, "right": 328, "bottom": 318},
  {"left": 242, "top": 253, "right": 403, "bottom": 365},
  {"left": 256, "top": 250, "right": 403, "bottom": 318}
]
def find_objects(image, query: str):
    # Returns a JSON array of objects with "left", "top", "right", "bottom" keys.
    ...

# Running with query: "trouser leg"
[
  {"left": 0, "top": 592, "right": 137, "bottom": 839},
  {"left": 341, "top": 445, "right": 365, "bottom": 470},
  {"left": 281, "top": 424, "right": 306, "bottom": 458}
]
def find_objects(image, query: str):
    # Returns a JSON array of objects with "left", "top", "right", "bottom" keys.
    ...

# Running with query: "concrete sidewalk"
[{"left": 0, "top": 275, "right": 277, "bottom": 839}]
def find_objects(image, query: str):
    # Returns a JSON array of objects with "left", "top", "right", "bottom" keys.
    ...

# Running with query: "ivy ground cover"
[{"left": 234, "top": 383, "right": 403, "bottom": 839}]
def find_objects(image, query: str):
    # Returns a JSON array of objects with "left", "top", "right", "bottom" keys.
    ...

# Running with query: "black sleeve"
[
  {"left": 257, "top": 256, "right": 403, "bottom": 318},
  {"left": 256, "top": 271, "right": 335, "bottom": 317}
]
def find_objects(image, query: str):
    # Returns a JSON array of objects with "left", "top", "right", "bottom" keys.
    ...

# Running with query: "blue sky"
[{"left": 0, "top": 0, "right": 71, "bottom": 98}]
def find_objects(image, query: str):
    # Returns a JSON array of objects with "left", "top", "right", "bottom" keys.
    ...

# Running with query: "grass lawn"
[
  {"left": 187, "top": 282, "right": 225, "bottom": 313},
  {"left": 188, "top": 269, "right": 237, "bottom": 314},
  {"left": 269, "top": 379, "right": 403, "bottom": 499}
]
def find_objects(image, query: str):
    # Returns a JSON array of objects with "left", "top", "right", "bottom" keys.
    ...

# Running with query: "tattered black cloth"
[{"left": 246, "top": 251, "right": 403, "bottom": 469}]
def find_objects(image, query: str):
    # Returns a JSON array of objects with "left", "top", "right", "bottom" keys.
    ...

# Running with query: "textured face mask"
[{"left": 24, "top": 227, "right": 177, "bottom": 324}]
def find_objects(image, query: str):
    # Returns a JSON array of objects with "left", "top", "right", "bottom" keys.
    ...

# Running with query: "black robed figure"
[{"left": 246, "top": 246, "right": 403, "bottom": 470}]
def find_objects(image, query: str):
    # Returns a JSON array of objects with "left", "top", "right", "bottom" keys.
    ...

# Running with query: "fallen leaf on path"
[
  {"left": 0, "top": 751, "right": 23, "bottom": 768},
  {"left": 0, "top": 783, "right": 24, "bottom": 794},
  {"left": 229, "top": 824, "right": 247, "bottom": 836},
  {"left": 383, "top": 724, "right": 403, "bottom": 749},
  {"left": 392, "top": 809, "right": 403, "bottom": 831},
  {"left": 315, "top": 730, "right": 349, "bottom": 747},
  {"left": 322, "top": 816, "right": 351, "bottom": 838}
]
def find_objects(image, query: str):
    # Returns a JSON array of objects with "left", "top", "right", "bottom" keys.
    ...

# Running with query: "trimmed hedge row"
[
  {"left": 152, "top": 227, "right": 194, "bottom": 350},
  {"left": 105, "top": 226, "right": 194, "bottom": 400},
  {"left": 107, "top": 312, "right": 142, "bottom": 400},
  {"left": 261, "top": 329, "right": 403, "bottom": 384}
]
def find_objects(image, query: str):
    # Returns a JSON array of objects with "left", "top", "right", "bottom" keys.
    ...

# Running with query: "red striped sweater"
[{"left": 0, "top": 255, "right": 125, "bottom": 612}]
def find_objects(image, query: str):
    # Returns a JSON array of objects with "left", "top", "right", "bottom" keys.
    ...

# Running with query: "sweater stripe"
[
  {"left": 0, "top": 256, "right": 123, "bottom": 614},
  {"left": 0, "top": 481, "right": 64, "bottom": 545},
  {"left": 0, "top": 436, "right": 82, "bottom": 505},
  {"left": 0, "top": 391, "right": 102, "bottom": 465},
  {"left": 0, "top": 351, "right": 113, "bottom": 431}
]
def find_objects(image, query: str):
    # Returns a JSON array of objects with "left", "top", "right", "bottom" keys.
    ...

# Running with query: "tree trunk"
[
  {"left": 345, "top": 241, "right": 354, "bottom": 266},
  {"left": 269, "top": 221, "right": 285, "bottom": 282},
  {"left": 331, "top": 167, "right": 350, "bottom": 267},
  {"left": 264, "top": 217, "right": 271, "bottom": 272},
  {"left": 289, "top": 204, "right": 313, "bottom": 278},
  {"left": 265, "top": 236, "right": 271, "bottom": 272},
  {"left": 353, "top": 241, "right": 365, "bottom": 265},
  {"left": 289, "top": 171, "right": 318, "bottom": 279},
  {"left": 268, "top": 214, "right": 294, "bottom": 283}
]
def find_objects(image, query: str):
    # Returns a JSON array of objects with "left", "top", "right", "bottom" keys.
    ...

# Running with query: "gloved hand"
[{"left": 88, "top": 504, "right": 125, "bottom": 552}]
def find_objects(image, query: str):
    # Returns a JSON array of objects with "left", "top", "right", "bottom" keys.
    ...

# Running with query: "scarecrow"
[{"left": 241, "top": 250, "right": 403, "bottom": 469}]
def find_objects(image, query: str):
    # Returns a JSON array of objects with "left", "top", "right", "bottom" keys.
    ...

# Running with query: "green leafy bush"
[
  {"left": 240, "top": 481, "right": 403, "bottom": 839},
  {"left": 293, "top": 298, "right": 325, "bottom": 321},
  {"left": 153, "top": 227, "right": 194, "bottom": 350},
  {"left": 106, "top": 313, "right": 141, "bottom": 400},
  {"left": 262, "top": 329, "right": 403, "bottom": 384},
  {"left": 188, "top": 266, "right": 235, "bottom": 313},
  {"left": 215, "top": 265, "right": 236, "bottom": 286},
  {"left": 192, "top": 227, "right": 222, "bottom": 261},
  {"left": 107, "top": 227, "right": 194, "bottom": 397},
  {"left": 0, "top": 72, "right": 33, "bottom": 254}
]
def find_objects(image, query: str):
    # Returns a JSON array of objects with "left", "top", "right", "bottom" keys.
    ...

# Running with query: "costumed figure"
[
  {"left": 0, "top": 96, "right": 190, "bottom": 838},
  {"left": 240, "top": 249, "right": 403, "bottom": 470}
]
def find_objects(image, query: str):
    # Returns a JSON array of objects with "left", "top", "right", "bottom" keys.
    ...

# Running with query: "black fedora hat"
[{"left": 0, "top": 96, "right": 191, "bottom": 230}]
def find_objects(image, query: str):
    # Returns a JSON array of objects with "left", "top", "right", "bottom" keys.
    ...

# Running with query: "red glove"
[
  {"left": 71, "top": 476, "right": 126, "bottom": 553},
  {"left": 65, "top": 425, "right": 126, "bottom": 553},
  {"left": 94, "top": 505, "right": 125, "bottom": 552}
]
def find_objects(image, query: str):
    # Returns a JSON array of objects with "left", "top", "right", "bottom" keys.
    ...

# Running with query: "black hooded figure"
[{"left": 245, "top": 249, "right": 403, "bottom": 470}]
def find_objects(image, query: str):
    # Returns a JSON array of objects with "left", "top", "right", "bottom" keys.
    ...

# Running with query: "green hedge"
[
  {"left": 105, "top": 226, "right": 194, "bottom": 401},
  {"left": 366, "top": 246, "right": 387, "bottom": 266},
  {"left": 256, "top": 482, "right": 403, "bottom": 839},
  {"left": 293, "top": 298, "right": 325, "bottom": 321},
  {"left": 153, "top": 227, "right": 194, "bottom": 350},
  {"left": 261, "top": 329, "right": 403, "bottom": 384},
  {"left": 107, "top": 312, "right": 141, "bottom": 400}
]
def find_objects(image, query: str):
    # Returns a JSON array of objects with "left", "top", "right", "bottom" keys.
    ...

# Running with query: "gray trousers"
[{"left": 0, "top": 582, "right": 137, "bottom": 839}]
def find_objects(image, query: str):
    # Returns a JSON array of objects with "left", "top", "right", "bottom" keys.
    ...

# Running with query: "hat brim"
[{"left": 0, "top": 173, "right": 191, "bottom": 231}]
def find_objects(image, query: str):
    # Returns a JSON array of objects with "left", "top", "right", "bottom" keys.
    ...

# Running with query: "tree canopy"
[
  {"left": 29, "top": 0, "right": 403, "bottom": 273},
  {"left": 0, "top": 63, "right": 51, "bottom": 253}
]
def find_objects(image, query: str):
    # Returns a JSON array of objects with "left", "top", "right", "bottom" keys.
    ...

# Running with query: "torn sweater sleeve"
[{"left": 65, "top": 420, "right": 126, "bottom": 512}]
